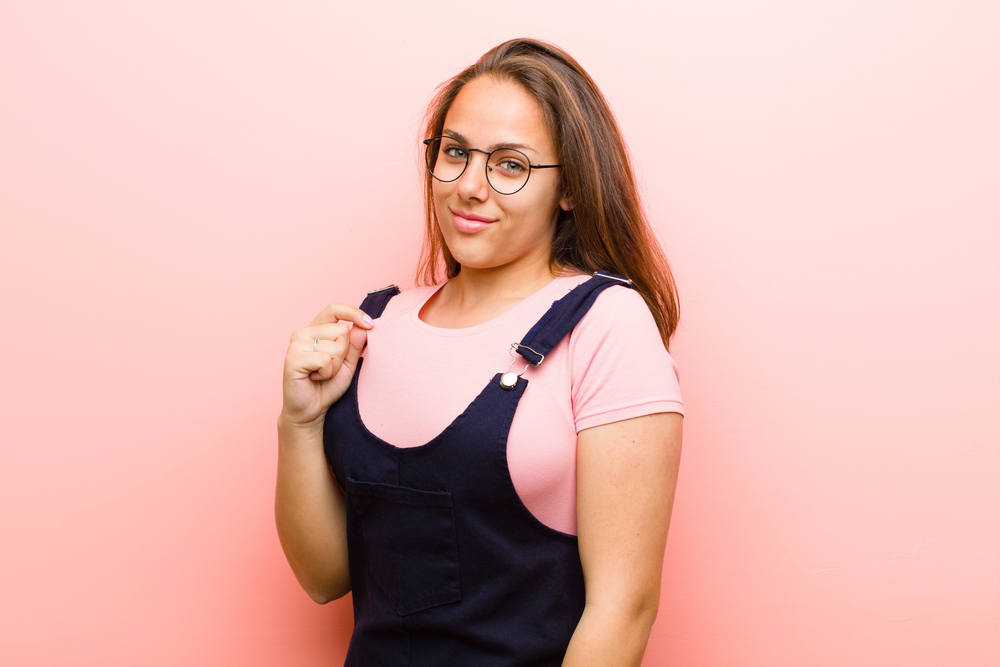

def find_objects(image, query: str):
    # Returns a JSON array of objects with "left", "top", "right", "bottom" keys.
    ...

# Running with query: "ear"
[{"left": 559, "top": 192, "right": 574, "bottom": 211}]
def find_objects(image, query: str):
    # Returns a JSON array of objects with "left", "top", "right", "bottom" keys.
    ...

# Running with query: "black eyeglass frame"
[{"left": 423, "top": 136, "right": 561, "bottom": 195}]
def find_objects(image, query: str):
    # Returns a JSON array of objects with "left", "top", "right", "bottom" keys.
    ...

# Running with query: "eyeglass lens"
[{"left": 425, "top": 136, "right": 532, "bottom": 195}]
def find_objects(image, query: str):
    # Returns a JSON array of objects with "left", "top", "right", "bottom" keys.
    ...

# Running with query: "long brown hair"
[{"left": 418, "top": 38, "right": 680, "bottom": 348}]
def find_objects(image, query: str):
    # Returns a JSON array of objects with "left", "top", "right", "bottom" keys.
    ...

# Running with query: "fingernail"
[{"left": 363, "top": 315, "right": 374, "bottom": 327}]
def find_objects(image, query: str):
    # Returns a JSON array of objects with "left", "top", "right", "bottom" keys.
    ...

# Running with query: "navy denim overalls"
[{"left": 323, "top": 272, "right": 632, "bottom": 666}]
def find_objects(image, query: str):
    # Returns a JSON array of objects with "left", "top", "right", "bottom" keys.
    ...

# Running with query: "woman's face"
[{"left": 432, "top": 76, "right": 571, "bottom": 278}]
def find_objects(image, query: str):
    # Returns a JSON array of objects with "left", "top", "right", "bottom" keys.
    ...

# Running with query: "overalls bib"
[{"left": 323, "top": 272, "right": 633, "bottom": 667}]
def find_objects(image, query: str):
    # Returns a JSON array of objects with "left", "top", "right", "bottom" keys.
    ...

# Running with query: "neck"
[
  {"left": 451, "top": 259, "right": 559, "bottom": 305},
  {"left": 422, "top": 260, "right": 562, "bottom": 329}
]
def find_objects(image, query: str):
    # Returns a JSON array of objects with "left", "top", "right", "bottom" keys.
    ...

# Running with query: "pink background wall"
[{"left": 2, "top": 1, "right": 997, "bottom": 665}]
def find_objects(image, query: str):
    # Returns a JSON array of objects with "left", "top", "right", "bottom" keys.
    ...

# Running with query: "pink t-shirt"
[{"left": 356, "top": 273, "right": 683, "bottom": 535}]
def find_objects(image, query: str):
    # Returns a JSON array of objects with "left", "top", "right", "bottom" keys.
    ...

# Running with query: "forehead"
[{"left": 443, "top": 77, "right": 555, "bottom": 155}]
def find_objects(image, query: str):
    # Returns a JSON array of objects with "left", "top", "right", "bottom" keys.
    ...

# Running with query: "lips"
[{"left": 450, "top": 208, "right": 494, "bottom": 234}]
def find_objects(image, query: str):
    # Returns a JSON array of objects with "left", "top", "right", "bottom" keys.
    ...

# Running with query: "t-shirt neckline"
[{"left": 409, "top": 273, "right": 589, "bottom": 338}]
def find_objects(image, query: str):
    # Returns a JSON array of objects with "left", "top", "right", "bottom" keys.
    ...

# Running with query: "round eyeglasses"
[{"left": 423, "top": 136, "right": 561, "bottom": 195}]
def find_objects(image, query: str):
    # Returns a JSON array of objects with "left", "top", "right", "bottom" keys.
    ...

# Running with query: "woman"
[{"left": 276, "top": 39, "right": 683, "bottom": 667}]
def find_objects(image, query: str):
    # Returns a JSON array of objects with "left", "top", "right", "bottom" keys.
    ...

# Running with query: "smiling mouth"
[{"left": 451, "top": 210, "right": 494, "bottom": 234}]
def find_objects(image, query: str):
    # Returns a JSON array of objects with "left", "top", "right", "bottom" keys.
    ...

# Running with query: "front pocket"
[{"left": 347, "top": 478, "right": 462, "bottom": 615}]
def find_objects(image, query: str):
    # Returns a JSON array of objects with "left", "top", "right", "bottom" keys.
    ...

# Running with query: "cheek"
[
  {"left": 521, "top": 190, "right": 562, "bottom": 226},
  {"left": 431, "top": 182, "right": 448, "bottom": 214},
  {"left": 509, "top": 204, "right": 557, "bottom": 242}
]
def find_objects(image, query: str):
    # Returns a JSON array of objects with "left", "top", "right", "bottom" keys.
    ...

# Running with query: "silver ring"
[{"left": 313, "top": 338, "right": 320, "bottom": 352}]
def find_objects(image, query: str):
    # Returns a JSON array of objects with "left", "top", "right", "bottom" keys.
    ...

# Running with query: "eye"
[
  {"left": 493, "top": 154, "right": 528, "bottom": 175},
  {"left": 442, "top": 142, "right": 468, "bottom": 160}
]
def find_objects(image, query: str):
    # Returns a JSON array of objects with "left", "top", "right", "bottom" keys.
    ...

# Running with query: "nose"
[{"left": 456, "top": 150, "right": 491, "bottom": 201}]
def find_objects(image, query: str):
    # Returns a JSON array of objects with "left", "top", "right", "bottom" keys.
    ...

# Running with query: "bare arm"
[
  {"left": 274, "top": 302, "right": 373, "bottom": 604},
  {"left": 275, "top": 418, "right": 350, "bottom": 603},
  {"left": 562, "top": 412, "right": 683, "bottom": 667}
]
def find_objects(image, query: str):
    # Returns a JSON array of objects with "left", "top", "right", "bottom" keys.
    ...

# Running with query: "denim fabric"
[{"left": 323, "top": 275, "right": 630, "bottom": 667}]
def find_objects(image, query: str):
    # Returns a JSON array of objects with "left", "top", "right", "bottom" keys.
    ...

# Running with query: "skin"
[
  {"left": 275, "top": 76, "right": 682, "bottom": 667},
  {"left": 275, "top": 303, "right": 370, "bottom": 603},
  {"left": 420, "top": 76, "right": 572, "bottom": 326}
]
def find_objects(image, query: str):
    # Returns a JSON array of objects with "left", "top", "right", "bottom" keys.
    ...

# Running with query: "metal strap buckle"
[
  {"left": 499, "top": 343, "right": 545, "bottom": 390},
  {"left": 592, "top": 271, "right": 632, "bottom": 285}
]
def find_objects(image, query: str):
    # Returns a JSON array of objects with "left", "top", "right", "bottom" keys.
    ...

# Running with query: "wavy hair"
[{"left": 418, "top": 38, "right": 679, "bottom": 348}]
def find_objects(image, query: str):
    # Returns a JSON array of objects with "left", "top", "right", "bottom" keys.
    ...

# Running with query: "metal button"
[{"left": 499, "top": 372, "right": 518, "bottom": 390}]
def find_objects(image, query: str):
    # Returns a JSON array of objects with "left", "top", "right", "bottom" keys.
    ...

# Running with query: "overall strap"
[
  {"left": 358, "top": 284, "right": 400, "bottom": 319},
  {"left": 516, "top": 271, "right": 634, "bottom": 366}
]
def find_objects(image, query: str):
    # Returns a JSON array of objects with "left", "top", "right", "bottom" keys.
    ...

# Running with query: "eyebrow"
[{"left": 443, "top": 130, "right": 535, "bottom": 155}]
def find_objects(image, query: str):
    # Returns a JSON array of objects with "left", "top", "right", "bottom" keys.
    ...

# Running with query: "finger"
[
  {"left": 308, "top": 302, "right": 375, "bottom": 329},
  {"left": 295, "top": 333, "right": 349, "bottom": 363},
  {"left": 341, "top": 324, "right": 369, "bottom": 372},
  {"left": 289, "top": 351, "right": 335, "bottom": 379},
  {"left": 312, "top": 337, "right": 350, "bottom": 358},
  {"left": 308, "top": 353, "right": 337, "bottom": 381},
  {"left": 291, "top": 321, "right": 352, "bottom": 345}
]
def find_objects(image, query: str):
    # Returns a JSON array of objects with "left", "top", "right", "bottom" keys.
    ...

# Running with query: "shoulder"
[
  {"left": 593, "top": 283, "right": 657, "bottom": 322},
  {"left": 571, "top": 283, "right": 664, "bottom": 352},
  {"left": 568, "top": 282, "right": 684, "bottom": 428}
]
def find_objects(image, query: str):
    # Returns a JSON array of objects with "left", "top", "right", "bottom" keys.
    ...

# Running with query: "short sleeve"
[{"left": 569, "top": 286, "right": 684, "bottom": 432}]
